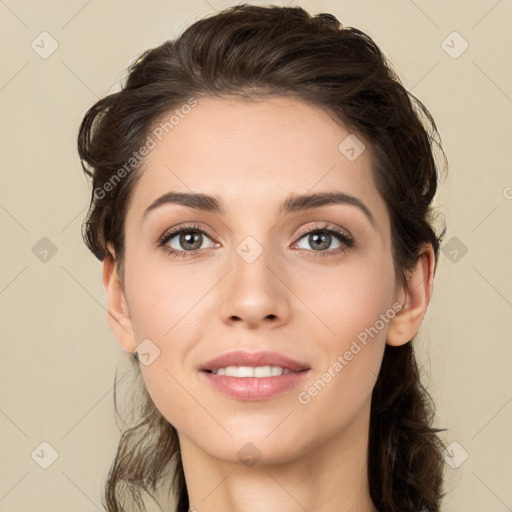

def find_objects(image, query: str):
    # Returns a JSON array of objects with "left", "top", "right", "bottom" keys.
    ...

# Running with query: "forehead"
[{"left": 126, "top": 95, "right": 387, "bottom": 228}]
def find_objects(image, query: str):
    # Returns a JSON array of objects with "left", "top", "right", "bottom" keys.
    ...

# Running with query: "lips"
[
  {"left": 199, "top": 350, "right": 310, "bottom": 373},
  {"left": 199, "top": 350, "right": 311, "bottom": 401}
]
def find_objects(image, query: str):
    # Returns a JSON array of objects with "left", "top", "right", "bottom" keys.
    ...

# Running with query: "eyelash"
[{"left": 158, "top": 222, "right": 354, "bottom": 259}]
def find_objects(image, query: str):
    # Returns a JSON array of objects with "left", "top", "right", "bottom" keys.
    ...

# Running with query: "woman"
[{"left": 78, "top": 4, "right": 448, "bottom": 511}]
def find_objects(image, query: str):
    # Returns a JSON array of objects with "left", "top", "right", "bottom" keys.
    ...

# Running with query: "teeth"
[{"left": 211, "top": 366, "right": 292, "bottom": 377}]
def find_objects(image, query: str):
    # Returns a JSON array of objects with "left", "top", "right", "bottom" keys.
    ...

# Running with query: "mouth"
[
  {"left": 199, "top": 350, "right": 311, "bottom": 401},
  {"left": 199, "top": 349, "right": 310, "bottom": 373},
  {"left": 203, "top": 366, "right": 304, "bottom": 377}
]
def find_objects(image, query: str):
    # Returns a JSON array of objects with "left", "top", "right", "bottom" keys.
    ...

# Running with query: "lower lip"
[{"left": 201, "top": 369, "right": 310, "bottom": 401}]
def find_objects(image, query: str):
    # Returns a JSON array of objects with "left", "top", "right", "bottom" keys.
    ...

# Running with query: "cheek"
[
  {"left": 138, "top": 364, "right": 212, "bottom": 443},
  {"left": 292, "top": 263, "right": 394, "bottom": 435},
  {"left": 295, "top": 253, "right": 396, "bottom": 342},
  {"left": 124, "top": 264, "right": 212, "bottom": 429},
  {"left": 126, "top": 261, "right": 208, "bottom": 339}
]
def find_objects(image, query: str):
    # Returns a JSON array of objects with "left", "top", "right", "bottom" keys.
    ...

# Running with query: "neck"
[{"left": 178, "top": 397, "right": 378, "bottom": 512}]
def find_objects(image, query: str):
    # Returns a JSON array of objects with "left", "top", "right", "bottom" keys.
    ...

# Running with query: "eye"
[
  {"left": 158, "top": 222, "right": 354, "bottom": 259},
  {"left": 159, "top": 223, "right": 218, "bottom": 258},
  {"left": 292, "top": 223, "right": 354, "bottom": 256}
]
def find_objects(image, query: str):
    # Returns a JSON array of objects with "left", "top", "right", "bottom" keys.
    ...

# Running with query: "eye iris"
[
  {"left": 310, "top": 232, "right": 330, "bottom": 251},
  {"left": 180, "top": 231, "right": 202, "bottom": 250}
]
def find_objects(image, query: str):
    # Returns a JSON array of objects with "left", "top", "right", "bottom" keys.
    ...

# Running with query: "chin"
[{"left": 191, "top": 426, "right": 318, "bottom": 466}]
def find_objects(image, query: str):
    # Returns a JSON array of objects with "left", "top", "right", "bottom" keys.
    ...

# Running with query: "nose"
[{"left": 218, "top": 244, "right": 291, "bottom": 329}]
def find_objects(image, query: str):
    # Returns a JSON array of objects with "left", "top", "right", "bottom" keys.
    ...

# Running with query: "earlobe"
[
  {"left": 386, "top": 244, "right": 435, "bottom": 347},
  {"left": 102, "top": 243, "right": 138, "bottom": 354}
]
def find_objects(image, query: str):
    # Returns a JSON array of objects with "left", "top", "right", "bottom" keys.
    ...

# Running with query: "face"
[{"left": 108, "top": 95, "right": 407, "bottom": 465}]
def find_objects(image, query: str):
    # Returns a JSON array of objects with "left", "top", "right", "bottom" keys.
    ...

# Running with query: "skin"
[{"left": 102, "top": 96, "right": 435, "bottom": 512}]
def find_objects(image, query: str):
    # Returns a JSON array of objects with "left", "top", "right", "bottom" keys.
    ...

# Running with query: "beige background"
[{"left": 1, "top": 0, "right": 511, "bottom": 510}]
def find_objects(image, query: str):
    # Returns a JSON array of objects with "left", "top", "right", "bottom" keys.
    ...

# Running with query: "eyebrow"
[{"left": 142, "top": 190, "right": 375, "bottom": 226}]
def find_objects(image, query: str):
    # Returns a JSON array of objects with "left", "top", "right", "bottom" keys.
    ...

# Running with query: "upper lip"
[{"left": 199, "top": 350, "right": 310, "bottom": 372}]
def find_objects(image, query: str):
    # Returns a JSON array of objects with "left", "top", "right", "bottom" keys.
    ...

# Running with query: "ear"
[
  {"left": 102, "top": 243, "right": 138, "bottom": 354},
  {"left": 386, "top": 243, "right": 436, "bottom": 347}
]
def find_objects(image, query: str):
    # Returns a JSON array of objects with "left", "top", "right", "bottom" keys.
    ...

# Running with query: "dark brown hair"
[{"left": 78, "top": 4, "right": 448, "bottom": 511}]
